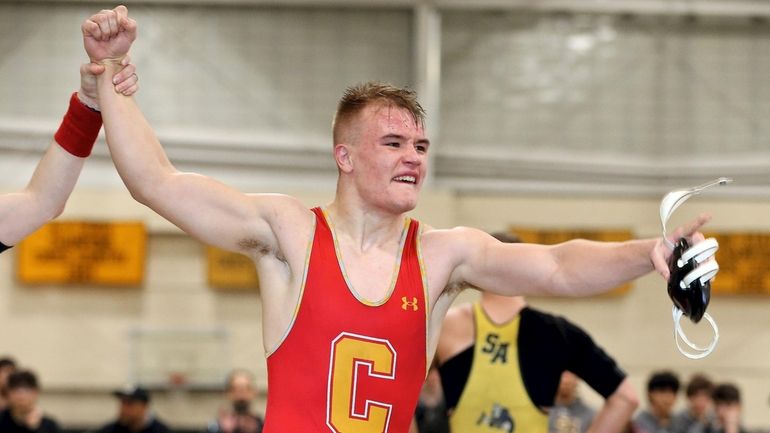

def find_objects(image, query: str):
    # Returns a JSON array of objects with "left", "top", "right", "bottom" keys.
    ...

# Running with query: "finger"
[
  {"left": 82, "top": 19, "right": 102, "bottom": 40},
  {"left": 82, "top": 62, "right": 105, "bottom": 76},
  {"left": 113, "top": 63, "right": 136, "bottom": 86},
  {"left": 114, "top": 4, "right": 137, "bottom": 38},
  {"left": 115, "top": 5, "right": 129, "bottom": 31},
  {"left": 122, "top": 17, "right": 138, "bottom": 42},
  {"left": 120, "top": 54, "right": 132, "bottom": 66},
  {"left": 690, "top": 231, "right": 706, "bottom": 244},
  {"left": 651, "top": 245, "right": 671, "bottom": 281},
  {"left": 670, "top": 213, "right": 711, "bottom": 242},
  {"left": 95, "top": 13, "right": 112, "bottom": 40},
  {"left": 102, "top": 9, "right": 118, "bottom": 38},
  {"left": 121, "top": 82, "right": 139, "bottom": 96},
  {"left": 116, "top": 73, "right": 138, "bottom": 94}
]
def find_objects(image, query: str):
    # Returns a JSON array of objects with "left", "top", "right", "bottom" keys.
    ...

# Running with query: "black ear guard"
[
  {"left": 667, "top": 238, "right": 719, "bottom": 323},
  {"left": 660, "top": 177, "right": 730, "bottom": 359}
]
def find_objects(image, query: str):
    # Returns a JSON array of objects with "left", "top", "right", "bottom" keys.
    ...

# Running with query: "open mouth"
[{"left": 392, "top": 175, "right": 417, "bottom": 184}]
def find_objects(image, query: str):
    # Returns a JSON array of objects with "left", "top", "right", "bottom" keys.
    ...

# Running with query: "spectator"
[
  {"left": 0, "top": 357, "right": 17, "bottom": 411},
  {"left": 702, "top": 383, "right": 749, "bottom": 433},
  {"left": 0, "top": 369, "right": 61, "bottom": 433},
  {"left": 207, "top": 370, "right": 264, "bottom": 433},
  {"left": 413, "top": 367, "right": 449, "bottom": 433},
  {"left": 549, "top": 371, "right": 597, "bottom": 433},
  {"left": 634, "top": 371, "right": 680, "bottom": 433},
  {"left": 92, "top": 385, "right": 170, "bottom": 433},
  {"left": 672, "top": 374, "right": 714, "bottom": 433}
]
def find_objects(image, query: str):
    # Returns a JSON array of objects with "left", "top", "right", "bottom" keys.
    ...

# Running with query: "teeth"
[{"left": 393, "top": 176, "right": 416, "bottom": 183}]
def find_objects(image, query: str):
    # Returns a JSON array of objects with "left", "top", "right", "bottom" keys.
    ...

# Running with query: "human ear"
[{"left": 334, "top": 143, "right": 353, "bottom": 173}]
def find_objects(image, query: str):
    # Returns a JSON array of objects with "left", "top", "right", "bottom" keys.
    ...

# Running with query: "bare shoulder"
[
  {"left": 249, "top": 193, "right": 314, "bottom": 226},
  {"left": 239, "top": 193, "right": 315, "bottom": 260},
  {"left": 420, "top": 225, "right": 487, "bottom": 255},
  {"left": 420, "top": 225, "right": 491, "bottom": 276}
]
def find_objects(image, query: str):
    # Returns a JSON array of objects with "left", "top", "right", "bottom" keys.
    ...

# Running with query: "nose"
[{"left": 402, "top": 144, "right": 423, "bottom": 166}]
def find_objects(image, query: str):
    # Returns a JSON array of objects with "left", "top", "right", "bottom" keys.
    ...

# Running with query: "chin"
[{"left": 394, "top": 196, "right": 419, "bottom": 213}]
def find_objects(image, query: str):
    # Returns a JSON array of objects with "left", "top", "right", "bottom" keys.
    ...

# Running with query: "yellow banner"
[
  {"left": 705, "top": 232, "right": 770, "bottom": 295},
  {"left": 17, "top": 221, "right": 146, "bottom": 286},
  {"left": 512, "top": 227, "right": 634, "bottom": 296},
  {"left": 206, "top": 246, "right": 259, "bottom": 291}
]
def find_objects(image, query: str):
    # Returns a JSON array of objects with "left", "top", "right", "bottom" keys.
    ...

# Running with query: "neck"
[
  {"left": 10, "top": 406, "right": 32, "bottom": 423},
  {"left": 479, "top": 294, "right": 527, "bottom": 324},
  {"left": 652, "top": 408, "right": 671, "bottom": 424},
  {"left": 325, "top": 199, "right": 407, "bottom": 252},
  {"left": 126, "top": 415, "right": 148, "bottom": 433}
]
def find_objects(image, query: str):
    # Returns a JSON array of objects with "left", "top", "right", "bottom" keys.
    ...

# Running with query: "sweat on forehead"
[
  {"left": 370, "top": 102, "right": 424, "bottom": 129},
  {"left": 334, "top": 101, "right": 423, "bottom": 145}
]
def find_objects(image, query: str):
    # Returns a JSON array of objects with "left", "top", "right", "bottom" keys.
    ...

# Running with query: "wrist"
[
  {"left": 54, "top": 92, "right": 103, "bottom": 157},
  {"left": 77, "top": 90, "right": 100, "bottom": 112},
  {"left": 96, "top": 56, "right": 126, "bottom": 68}
]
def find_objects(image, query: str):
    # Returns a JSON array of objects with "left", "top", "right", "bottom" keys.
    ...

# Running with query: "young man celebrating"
[{"left": 83, "top": 6, "right": 714, "bottom": 433}]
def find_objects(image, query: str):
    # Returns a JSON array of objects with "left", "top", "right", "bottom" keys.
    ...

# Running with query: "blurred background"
[{"left": 0, "top": 0, "right": 768, "bottom": 431}]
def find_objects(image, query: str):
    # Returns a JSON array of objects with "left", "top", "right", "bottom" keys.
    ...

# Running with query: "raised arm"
[
  {"left": 84, "top": 6, "right": 305, "bottom": 254},
  {"left": 0, "top": 56, "right": 138, "bottom": 248},
  {"left": 441, "top": 215, "right": 710, "bottom": 297}
]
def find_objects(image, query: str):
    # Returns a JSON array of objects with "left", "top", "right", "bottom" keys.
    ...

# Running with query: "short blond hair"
[{"left": 332, "top": 81, "right": 426, "bottom": 145}]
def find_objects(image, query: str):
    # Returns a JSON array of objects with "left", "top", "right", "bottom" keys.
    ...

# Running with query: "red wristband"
[{"left": 54, "top": 92, "right": 102, "bottom": 157}]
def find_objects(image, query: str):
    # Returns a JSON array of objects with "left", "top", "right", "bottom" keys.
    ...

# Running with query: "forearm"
[
  {"left": 586, "top": 379, "right": 638, "bottom": 433},
  {"left": 0, "top": 145, "right": 83, "bottom": 245},
  {"left": 25, "top": 142, "right": 85, "bottom": 217},
  {"left": 550, "top": 238, "right": 657, "bottom": 296},
  {"left": 97, "top": 60, "right": 175, "bottom": 205}
]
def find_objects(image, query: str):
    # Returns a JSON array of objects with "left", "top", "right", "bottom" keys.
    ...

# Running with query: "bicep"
[
  {"left": 450, "top": 228, "right": 560, "bottom": 296},
  {"left": 144, "top": 172, "right": 301, "bottom": 254}
]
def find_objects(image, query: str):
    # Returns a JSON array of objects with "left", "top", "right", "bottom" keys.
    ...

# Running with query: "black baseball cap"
[{"left": 112, "top": 384, "right": 150, "bottom": 403}]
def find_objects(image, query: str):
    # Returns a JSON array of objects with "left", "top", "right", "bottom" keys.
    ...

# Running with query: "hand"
[
  {"left": 650, "top": 213, "right": 712, "bottom": 280},
  {"left": 24, "top": 406, "right": 43, "bottom": 429},
  {"left": 78, "top": 56, "right": 139, "bottom": 110},
  {"left": 217, "top": 410, "right": 237, "bottom": 433},
  {"left": 82, "top": 5, "right": 137, "bottom": 62}
]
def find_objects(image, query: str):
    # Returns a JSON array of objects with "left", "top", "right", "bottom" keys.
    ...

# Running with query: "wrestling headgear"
[{"left": 659, "top": 177, "right": 731, "bottom": 359}]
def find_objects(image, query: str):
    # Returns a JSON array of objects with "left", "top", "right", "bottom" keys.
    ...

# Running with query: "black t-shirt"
[
  {"left": 92, "top": 418, "right": 172, "bottom": 433},
  {"left": 0, "top": 409, "right": 61, "bottom": 433},
  {"left": 439, "top": 306, "right": 626, "bottom": 410},
  {"left": 0, "top": 241, "right": 10, "bottom": 254}
]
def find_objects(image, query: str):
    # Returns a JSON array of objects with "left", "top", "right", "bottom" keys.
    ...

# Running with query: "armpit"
[{"left": 238, "top": 237, "right": 284, "bottom": 261}]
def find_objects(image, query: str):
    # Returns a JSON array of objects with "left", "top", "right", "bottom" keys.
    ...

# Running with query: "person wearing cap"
[
  {"left": 207, "top": 369, "right": 264, "bottom": 433},
  {"left": 0, "top": 369, "right": 61, "bottom": 433},
  {"left": 92, "top": 385, "right": 170, "bottom": 433}
]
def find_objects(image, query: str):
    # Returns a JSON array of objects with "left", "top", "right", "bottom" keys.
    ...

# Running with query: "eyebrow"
[{"left": 380, "top": 134, "right": 431, "bottom": 147}]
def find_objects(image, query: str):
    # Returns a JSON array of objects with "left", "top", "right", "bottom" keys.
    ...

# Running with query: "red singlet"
[{"left": 263, "top": 207, "right": 428, "bottom": 433}]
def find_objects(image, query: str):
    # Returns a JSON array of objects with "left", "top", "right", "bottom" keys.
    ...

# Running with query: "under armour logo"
[{"left": 401, "top": 296, "right": 418, "bottom": 311}]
